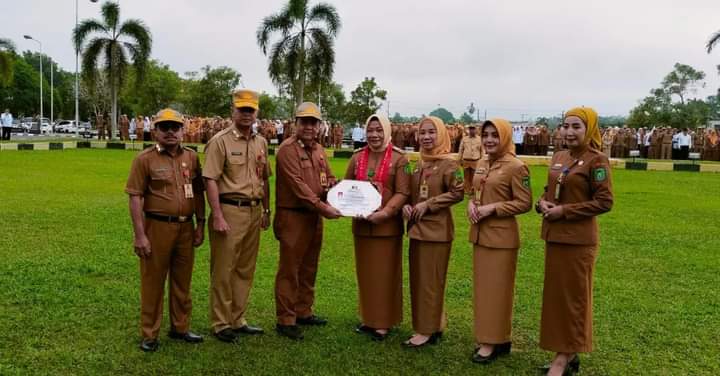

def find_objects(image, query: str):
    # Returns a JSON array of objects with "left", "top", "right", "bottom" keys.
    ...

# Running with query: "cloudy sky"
[{"left": 4, "top": 0, "right": 720, "bottom": 120}]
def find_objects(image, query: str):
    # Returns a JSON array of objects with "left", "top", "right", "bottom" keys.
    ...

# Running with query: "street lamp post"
[{"left": 24, "top": 35, "right": 42, "bottom": 133}]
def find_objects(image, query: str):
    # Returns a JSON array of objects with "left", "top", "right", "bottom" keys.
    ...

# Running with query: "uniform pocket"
[{"left": 229, "top": 156, "right": 246, "bottom": 165}]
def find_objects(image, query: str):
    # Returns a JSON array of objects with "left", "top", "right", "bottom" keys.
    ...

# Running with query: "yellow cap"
[
  {"left": 152, "top": 108, "right": 184, "bottom": 127},
  {"left": 295, "top": 102, "right": 322, "bottom": 120},
  {"left": 233, "top": 89, "right": 259, "bottom": 110}
]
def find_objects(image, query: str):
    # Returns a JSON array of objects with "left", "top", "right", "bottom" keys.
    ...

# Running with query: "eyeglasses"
[{"left": 157, "top": 123, "right": 182, "bottom": 132}]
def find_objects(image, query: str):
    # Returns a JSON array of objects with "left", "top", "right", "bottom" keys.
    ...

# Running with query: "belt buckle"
[
  {"left": 178, "top": 216, "right": 187, "bottom": 222},
  {"left": 251, "top": 200, "right": 257, "bottom": 207}
]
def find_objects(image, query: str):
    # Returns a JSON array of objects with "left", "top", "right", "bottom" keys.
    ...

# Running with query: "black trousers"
[
  {"left": 277, "top": 134, "right": 284, "bottom": 144},
  {"left": 1, "top": 127, "right": 10, "bottom": 140},
  {"left": 353, "top": 141, "right": 367, "bottom": 150},
  {"left": 680, "top": 146, "right": 690, "bottom": 160}
]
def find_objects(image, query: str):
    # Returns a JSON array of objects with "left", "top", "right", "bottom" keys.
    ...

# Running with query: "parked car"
[{"left": 54, "top": 120, "right": 78, "bottom": 133}]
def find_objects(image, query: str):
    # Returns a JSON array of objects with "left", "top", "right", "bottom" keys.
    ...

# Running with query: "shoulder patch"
[
  {"left": 522, "top": 175, "right": 530, "bottom": 188},
  {"left": 455, "top": 168, "right": 464, "bottom": 181},
  {"left": 593, "top": 167, "right": 607, "bottom": 182}
]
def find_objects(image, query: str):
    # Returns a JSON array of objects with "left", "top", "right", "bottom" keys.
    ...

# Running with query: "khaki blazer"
[{"left": 469, "top": 154, "right": 532, "bottom": 248}]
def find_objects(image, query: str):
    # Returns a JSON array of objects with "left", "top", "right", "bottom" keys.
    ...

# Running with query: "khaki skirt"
[
  {"left": 473, "top": 245, "right": 518, "bottom": 344},
  {"left": 409, "top": 239, "right": 451, "bottom": 335},
  {"left": 540, "top": 242, "right": 598, "bottom": 353},
  {"left": 354, "top": 235, "right": 403, "bottom": 329}
]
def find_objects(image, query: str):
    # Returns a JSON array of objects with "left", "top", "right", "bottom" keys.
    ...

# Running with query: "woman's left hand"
[
  {"left": 543, "top": 204, "right": 564, "bottom": 221},
  {"left": 411, "top": 202, "right": 429, "bottom": 222}
]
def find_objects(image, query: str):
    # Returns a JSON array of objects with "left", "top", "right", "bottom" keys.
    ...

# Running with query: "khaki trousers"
[
  {"left": 140, "top": 219, "right": 195, "bottom": 339},
  {"left": 274, "top": 208, "right": 323, "bottom": 325},
  {"left": 540, "top": 242, "right": 597, "bottom": 353},
  {"left": 354, "top": 235, "right": 403, "bottom": 329},
  {"left": 473, "top": 245, "right": 518, "bottom": 344},
  {"left": 661, "top": 144, "right": 672, "bottom": 160},
  {"left": 461, "top": 161, "right": 477, "bottom": 194},
  {"left": 409, "top": 239, "right": 451, "bottom": 335},
  {"left": 209, "top": 204, "right": 262, "bottom": 332}
]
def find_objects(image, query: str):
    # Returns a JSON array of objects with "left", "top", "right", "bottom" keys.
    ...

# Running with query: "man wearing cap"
[
  {"left": 457, "top": 124, "right": 483, "bottom": 194},
  {"left": 203, "top": 89, "right": 271, "bottom": 343},
  {"left": 125, "top": 108, "right": 206, "bottom": 352},
  {"left": 273, "top": 102, "right": 342, "bottom": 340}
]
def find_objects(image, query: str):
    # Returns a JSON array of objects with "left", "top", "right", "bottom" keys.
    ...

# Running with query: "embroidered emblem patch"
[
  {"left": 522, "top": 175, "right": 530, "bottom": 188},
  {"left": 593, "top": 167, "right": 607, "bottom": 182}
]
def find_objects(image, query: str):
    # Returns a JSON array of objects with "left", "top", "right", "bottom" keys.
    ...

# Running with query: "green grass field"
[{"left": 0, "top": 149, "right": 718, "bottom": 375}]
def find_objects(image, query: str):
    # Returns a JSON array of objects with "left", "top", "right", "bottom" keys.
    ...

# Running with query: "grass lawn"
[{"left": 0, "top": 149, "right": 718, "bottom": 375}]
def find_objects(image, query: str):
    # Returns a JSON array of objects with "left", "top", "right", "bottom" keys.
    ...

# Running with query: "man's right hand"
[
  {"left": 134, "top": 235, "right": 152, "bottom": 258},
  {"left": 212, "top": 214, "right": 231, "bottom": 234},
  {"left": 320, "top": 203, "right": 342, "bottom": 219}
]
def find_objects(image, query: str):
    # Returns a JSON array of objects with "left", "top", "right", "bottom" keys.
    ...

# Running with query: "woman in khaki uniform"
[
  {"left": 466, "top": 118, "right": 532, "bottom": 363},
  {"left": 345, "top": 114, "right": 410, "bottom": 340},
  {"left": 536, "top": 107, "right": 613, "bottom": 376},
  {"left": 402, "top": 116, "right": 464, "bottom": 347}
]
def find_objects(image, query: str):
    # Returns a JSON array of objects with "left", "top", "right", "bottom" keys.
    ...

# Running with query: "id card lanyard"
[
  {"left": 419, "top": 161, "right": 434, "bottom": 199},
  {"left": 554, "top": 159, "right": 582, "bottom": 201}
]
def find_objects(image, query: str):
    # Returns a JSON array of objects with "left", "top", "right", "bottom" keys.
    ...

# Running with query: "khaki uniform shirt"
[
  {"left": 345, "top": 147, "right": 410, "bottom": 237},
  {"left": 407, "top": 159, "right": 464, "bottom": 242},
  {"left": 469, "top": 154, "right": 532, "bottom": 249},
  {"left": 125, "top": 145, "right": 203, "bottom": 217},
  {"left": 541, "top": 148, "right": 613, "bottom": 246},
  {"left": 275, "top": 136, "right": 335, "bottom": 211},
  {"left": 458, "top": 135, "right": 483, "bottom": 162},
  {"left": 202, "top": 127, "right": 270, "bottom": 200}
]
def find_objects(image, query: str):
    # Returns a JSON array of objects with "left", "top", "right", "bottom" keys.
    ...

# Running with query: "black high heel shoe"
[
  {"left": 471, "top": 342, "right": 511, "bottom": 364},
  {"left": 539, "top": 355, "right": 580, "bottom": 375},
  {"left": 402, "top": 331, "right": 442, "bottom": 348}
]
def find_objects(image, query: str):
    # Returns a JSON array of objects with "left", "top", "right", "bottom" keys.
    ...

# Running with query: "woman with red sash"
[{"left": 345, "top": 114, "right": 410, "bottom": 340}]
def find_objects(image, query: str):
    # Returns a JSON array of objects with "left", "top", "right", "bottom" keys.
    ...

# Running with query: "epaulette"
[{"left": 392, "top": 146, "right": 405, "bottom": 154}]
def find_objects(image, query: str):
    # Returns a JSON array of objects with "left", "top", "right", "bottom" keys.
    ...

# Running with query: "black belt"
[
  {"left": 220, "top": 197, "right": 262, "bottom": 207},
  {"left": 145, "top": 212, "right": 194, "bottom": 223}
]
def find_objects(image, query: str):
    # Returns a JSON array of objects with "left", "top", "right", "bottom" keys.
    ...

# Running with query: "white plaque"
[{"left": 327, "top": 180, "right": 382, "bottom": 217}]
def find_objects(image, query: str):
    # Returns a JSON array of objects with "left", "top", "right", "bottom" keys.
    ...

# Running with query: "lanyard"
[{"left": 554, "top": 159, "right": 581, "bottom": 201}]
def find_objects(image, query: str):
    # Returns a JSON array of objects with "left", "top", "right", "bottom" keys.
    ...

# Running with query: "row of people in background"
[{"left": 126, "top": 89, "right": 612, "bottom": 376}]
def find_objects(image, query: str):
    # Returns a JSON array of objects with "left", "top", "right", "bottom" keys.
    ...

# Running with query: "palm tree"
[
  {"left": 707, "top": 29, "right": 720, "bottom": 53},
  {"left": 257, "top": 0, "right": 341, "bottom": 106},
  {"left": 0, "top": 38, "right": 16, "bottom": 86},
  {"left": 73, "top": 1, "right": 151, "bottom": 139}
]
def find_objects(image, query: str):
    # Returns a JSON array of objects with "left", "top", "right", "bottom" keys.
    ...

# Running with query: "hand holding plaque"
[{"left": 327, "top": 180, "right": 382, "bottom": 217}]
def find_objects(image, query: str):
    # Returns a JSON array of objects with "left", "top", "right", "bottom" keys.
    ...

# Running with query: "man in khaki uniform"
[
  {"left": 274, "top": 102, "right": 342, "bottom": 340},
  {"left": 125, "top": 108, "right": 206, "bottom": 352},
  {"left": 97, "top": 113, "right": 106, "bottom": 140},
  {"left": 660, "top": 128, "right": 673, "bottom": 159},
  {"left": 457, "top": 124, "right": 483, "bottom": 194},
  {"left": 120, "top": 114, "right": 130, "bottom": 141},
  {"left": 203, "top": 89, "right": 271, "bottom": 343}
]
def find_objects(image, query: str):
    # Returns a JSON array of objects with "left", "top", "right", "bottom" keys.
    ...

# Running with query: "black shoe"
[
  {"left": 539, "top": 355, "right": 580, "bottom": 375},
  {"left": 471, "top": 342, "right": 511, "bottom": 364},
  {"left": 213, "top": 328, "right": 238, "bottom": 343},
  {"left": 355, "top": 324, "right": 389, "bottom": 341},
  {"left": 296, "top": 315, "right": 328, "bottom": 326},
  {"left": 168, "top": 330, "right": 204, "bottom": 343},
  {"left": 402, "top": 331, "right": 442, "bottom": 348},
  {"left": 276, "top": 324, "right": 304, "bottom": 340},
  {"left": 233, "top": 325, "right": 265, "bottom": 335},
  {"left": 139, "top": 338, "right": 158, "bottom": 352}
]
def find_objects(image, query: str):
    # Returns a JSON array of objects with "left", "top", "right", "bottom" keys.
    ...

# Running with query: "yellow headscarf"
[
  {"left": 419, "top": 116, "right": 454, "bottom": 161},
  {"left": 364, "top": 113, "right": 392, "bottom": 151},
  {"left": 482, "top": 118, "right": 515, "bottom": 156},
  {"left": 564, "top": 107, "right": 601, "bottom": 150}
]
